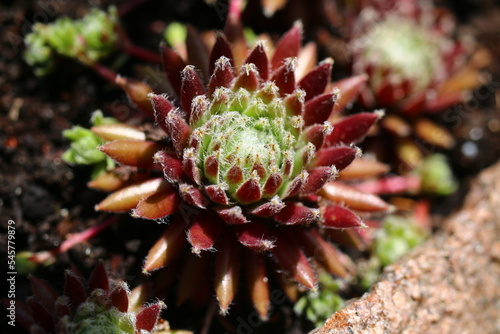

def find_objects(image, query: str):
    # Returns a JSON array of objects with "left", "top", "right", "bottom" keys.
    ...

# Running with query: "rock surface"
[{"left": 318, "top": 160, "right": 500, "bottom": 334}]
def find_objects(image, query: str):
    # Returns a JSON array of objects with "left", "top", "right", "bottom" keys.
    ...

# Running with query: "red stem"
[
  {"left": 90, "top": 62, "right": 119, "bottom": 84},
  {"left": 121, "top": 44, "right": 161, "bottom": 64}
]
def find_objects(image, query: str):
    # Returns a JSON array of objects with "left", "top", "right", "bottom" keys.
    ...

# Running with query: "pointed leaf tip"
[
  {"left": 136, "top": 301, "right": 165, "bottom": 332},
  {"left": 88, "top": 261, "right": 109, "bottom": 293},
  {"left": 271, "top": 21, "right": 302, "bottom": 71}
]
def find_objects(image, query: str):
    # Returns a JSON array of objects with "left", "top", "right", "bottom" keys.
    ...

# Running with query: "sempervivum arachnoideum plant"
[
  {"left": 347, "top": 0, "right": 490, "bottom": 169},
  {"left": 89, "top": 21, "right": 391, "bottom": 318},
  {"left": 10, "top": 263, "right": 164, "bottom": 334}
]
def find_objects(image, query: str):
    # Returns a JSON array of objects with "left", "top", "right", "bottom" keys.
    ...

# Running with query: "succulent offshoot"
[
  {"left": 9, "top": 263, "right": 164, "bottom": 334},
  {"left": 358, "top": 214, "right": 427, "bottom": 289},
  {"left": 62, "top": 110, "right": 118, "bottom": 179},
  {"left": 24, "top": 7, "right": 119, "bottom": 75},
  {"left": 294, "top": 272, "right": 345, "bottom": 328}
]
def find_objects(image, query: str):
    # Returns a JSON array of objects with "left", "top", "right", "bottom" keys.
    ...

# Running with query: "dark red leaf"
[
  {"left": 235, "top": 222, "right": 275, "bottom": 251},
  {"left": 216, "top": 205, "right": 249, "bottom": 224},
  {"left": 180, "top": 65, "right": 206, "bottom": 122},
  {"left": 270, "top": 229, "right": 317, "bottom": 289},
  {"left": 303, "top": 91, "right": 338, "bottom": 126},
  {"left": 273, "top": 201, "right": 320, "bottom": 225},
  {"left": 154, "top": 150, "right": 184, "bottom": 183},
  {"left": 88, "top": 262, "right": 109, "bottom": 294},
  {"left": 136, "top": 302, "right": 163, "bottom": 332},
  {"left": 110, "top": 282, "right": 129, "bottom": 313},
  {"left": 149, "top": 93, "right": 174, "bottom": 135},
  {"left": 63, "top": 270, "right": 87, "bottom": 313},
  {"left": 298, "top": 59, "right": 333, "bottom": 101},
  {"left": 187, "top": 212, "right": 225, "bottom": 253},
  {"left": 245, "top": 41, "right": 269, "bottom": 81},
  {"left": 324, "top": 111, "right": 382, "bottom": 147},
  {"left": 208, "top": 56, "right": 235, "bottom": 97},
  {"left": 235, "top": 178, "right": 262, "bottom": 204},
  {"left": 30, "top": 277, "right": 59, "bottom": 313},
  {"left": 271, "top": 22, "right": 302, "bottom": 71},
  {"left": 322, "top": 204, "right": 364, "bottom": 229},
  {"left": 313, "top": 146, "right": 358, "bottom": 171},
  {"left": 161, "top": 45, "right": 187, "bottom": 97},
  {"left": 271, "top": 58, "right": 296, "bottom": 96},
  {"left": 209, "top": 34, "right": 234, "bottom": 75}
]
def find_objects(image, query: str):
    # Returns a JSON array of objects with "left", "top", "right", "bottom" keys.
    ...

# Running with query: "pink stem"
[
  {"left": 29, "top": 216, "right": 118, "bottom": 264},
  {"left": 353, "top": 175, "right": 422, "bottom": 195},
  {"left": 229, "top": 0, "right": 244, "bottom": 20}
]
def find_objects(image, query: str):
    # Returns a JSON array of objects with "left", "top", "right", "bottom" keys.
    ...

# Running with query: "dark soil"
[{"left": 1, "top": 1, "right": 499, "bottom": 334}]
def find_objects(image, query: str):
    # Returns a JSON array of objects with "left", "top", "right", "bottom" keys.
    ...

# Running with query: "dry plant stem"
[{"left": 318, "top": 160, "right": 500, "bottom": 334}]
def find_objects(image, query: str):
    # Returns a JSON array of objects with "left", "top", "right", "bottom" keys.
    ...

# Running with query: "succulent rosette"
[
  {"left": 347, "top": 0, "right": 489, "bottom": 169},
  {"left": 89, "top": 21, "right": 390, "bottom": 318},
  {"left": 11, "top": 263, "right": 163, "bottom": 334}
]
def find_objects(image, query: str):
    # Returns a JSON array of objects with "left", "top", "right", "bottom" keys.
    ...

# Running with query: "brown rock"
[{"left": 318, "top": 161, "right": 500, "bottom": 334}]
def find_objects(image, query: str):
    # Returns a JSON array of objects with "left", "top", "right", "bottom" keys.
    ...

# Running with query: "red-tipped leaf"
[
  {"left": 250, "top": 196, "right": 285, "bottom": 217},
  {"left": 271, "top": 229, "right": 317, "bottom": 289},
  {"left": 95, "top": 178, "right": 164, "bottom": 212},
  {"left": 235, "top": 178, "right": 262, "bottom": 204},
  {"left": 133, "top": 184, "right": 181, "bottom": 220},
  {"left": 301, "top": 166, "right": 337, "bottom": 195},
  {"left": 100, "top": 140, "right": 162, "bottom": 169},
  {"left": 149, "top": 93, "right": 174, "bottom": 135},
  {"left": 214, "top": 237, "right": 241, "bottom": 314},
  {"left": 320, "top": 181, "right": 391, "bottom": 212},
  {"left": 143, "top": 216, "right": 188, "bottom": 272},
  {"left": 179, "top": 183, "right": 208, "bottom": 209}
]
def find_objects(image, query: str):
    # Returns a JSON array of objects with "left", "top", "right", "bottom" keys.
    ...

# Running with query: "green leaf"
[{"left": 62, "top": 111, "right": 117, "bottom": 178}]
